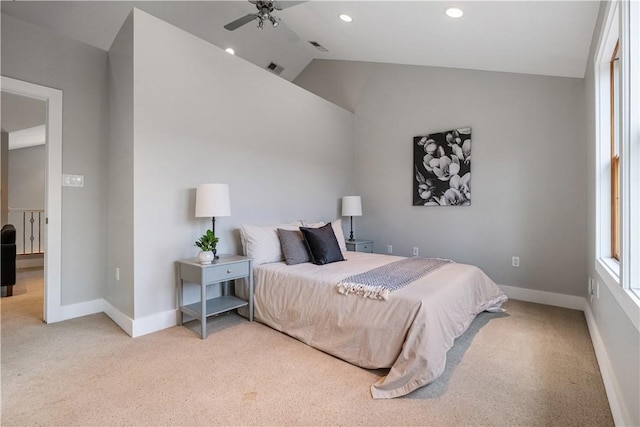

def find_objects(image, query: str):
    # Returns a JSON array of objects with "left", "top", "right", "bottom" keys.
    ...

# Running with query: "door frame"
[{"left": 2, "top": 76, "right": 62, "bottom": 323}]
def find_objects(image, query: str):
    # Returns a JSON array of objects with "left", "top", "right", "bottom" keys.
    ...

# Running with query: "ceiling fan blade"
[
  {"left": 278, "top": 21, "right": 300, "bottom": 43},
  {"left": 273, "top": 1, "right": 307, "bottom": 11},
  {"left": 224, "top": 14, "right": 258, "bottom": 31}
]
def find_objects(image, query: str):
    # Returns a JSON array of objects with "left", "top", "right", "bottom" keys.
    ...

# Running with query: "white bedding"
[{"left": 250, "top": 251, "right": 507, "bottom": 398}]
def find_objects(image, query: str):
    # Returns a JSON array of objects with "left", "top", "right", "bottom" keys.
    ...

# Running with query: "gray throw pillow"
[
  {"left": 299, "top": 223, "right": 345, "bottom": 265},
  {"left": 277, "top": 228, "right": 311, "bottom": 265}
]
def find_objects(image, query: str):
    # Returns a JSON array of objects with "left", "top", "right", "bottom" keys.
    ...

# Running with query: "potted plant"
[{"left": 195, "top": 229, "right": 219, "bottom": 264}]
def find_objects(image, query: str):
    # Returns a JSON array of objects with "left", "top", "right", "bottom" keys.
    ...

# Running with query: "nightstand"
[
  {"left": 176, "top": 255, "right": 253, "bottom": 339},
  {"left": 345, "top": 239, "right": 374, "bottom": 253}
]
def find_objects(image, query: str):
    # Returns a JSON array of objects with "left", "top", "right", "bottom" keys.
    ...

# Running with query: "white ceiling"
[
  {"left": 1, "top": 1, "right": 600, "bottom": 82},
  {"left": 1, "top": 91, "right": 46, "bottom": 148},
  {"left": 1, "top": 91, "right": 46, "bottom": 133}
]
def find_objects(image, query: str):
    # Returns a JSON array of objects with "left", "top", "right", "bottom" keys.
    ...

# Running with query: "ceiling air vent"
[
  {"left": 266, "top": 61, "right": 285, "bottom": 75},
  {"left": 308, "top": 41, "right": 329, "bottom": 52}
]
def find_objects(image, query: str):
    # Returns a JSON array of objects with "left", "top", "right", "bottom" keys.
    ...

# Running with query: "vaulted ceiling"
[{"left": 2, "top": 1, "right": 600, "bottom": 82}]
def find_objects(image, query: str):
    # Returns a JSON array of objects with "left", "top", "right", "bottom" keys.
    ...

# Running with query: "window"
[
  {"left": 610, "top": 42, "right": 620, "bottom": 261},
  {"left": 595, "top": 0, "right": 640, "bottom": 301},
  {"left": 597, "top": 2, "right": 620, "bottom": 269}
]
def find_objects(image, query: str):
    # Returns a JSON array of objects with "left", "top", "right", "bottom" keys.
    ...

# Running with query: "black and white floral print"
[{"left": 413, "top": 127, "right": 471, "bottom": 206}]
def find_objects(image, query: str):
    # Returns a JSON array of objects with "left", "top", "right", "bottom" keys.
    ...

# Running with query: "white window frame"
[
  {"left": 594, "top": 0, "right": 640, "bottom": 325},
  {"left": 626, "top": 0, "right": 639, "bottom": 299},
  {"left": 595, "top": 1, "right": 619, "bottom": 276}
]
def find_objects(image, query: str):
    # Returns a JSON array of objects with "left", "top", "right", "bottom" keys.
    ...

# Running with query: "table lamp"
[
  {"left": 341, "top": 196, "right": 362, "bottom": 241},
  {"left": 195, "top": 183, "right": 231, "bottom": 259}
]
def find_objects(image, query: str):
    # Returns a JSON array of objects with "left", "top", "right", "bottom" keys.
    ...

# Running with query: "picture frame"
[{"left": 413, "top": 127, "right": 471, "bottom": 206}]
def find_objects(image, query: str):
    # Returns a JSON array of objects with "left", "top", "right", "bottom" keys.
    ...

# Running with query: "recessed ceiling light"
[
  {"left": 445, "top": 7, "right": 464, "bottom": 18},
  {"left": 225, "top": 48, "right": 235, "bottom": 55},
  {"left": 339, "top": 14, "right": 352, "bottom": 22}
]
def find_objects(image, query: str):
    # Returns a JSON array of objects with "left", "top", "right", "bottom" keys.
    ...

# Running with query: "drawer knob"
[{"left": 227, "top": 269, "right": 232, "bottom": 274}]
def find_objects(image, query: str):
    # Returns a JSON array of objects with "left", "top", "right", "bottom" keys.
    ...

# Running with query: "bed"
[{"left": 238, "top": 221, "right": 507, "bottom": 398}]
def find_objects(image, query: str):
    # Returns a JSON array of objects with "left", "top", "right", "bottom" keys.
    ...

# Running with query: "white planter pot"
[{"left": 198, "top": 251, "right": 214, "bottom": 264}]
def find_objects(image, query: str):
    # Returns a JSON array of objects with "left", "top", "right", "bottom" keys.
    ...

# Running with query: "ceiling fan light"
[
  {"left": 445, "top": 7, "right": 464, "bottom": 18},
  {"left": 269, "top": 15, "right": 279, "bottom": 27},
  {"left": 339, "top": 14, "right": 352, "bottom": 22}
]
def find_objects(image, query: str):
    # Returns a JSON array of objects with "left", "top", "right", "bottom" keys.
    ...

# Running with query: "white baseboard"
[
  {"left": 44, "top": 296, "right": 178, "bottom": 338},
  {"left": 102, "top": 301, "right": 178, "bottom": 338},
  {"left": 500, "top": 285, "right": 585, "bottom": 311},
  {"left": 103, "top": 300, "right": 134, "bottom": 337},
  {"left": 131, "top": 309, "right": 178, "bottom": 338},
  {"left": 46, "top": 298, "right": 104, "bottom": 323},
  {"left": 583, "top": 303, "right": 630, "bottom": 427}
]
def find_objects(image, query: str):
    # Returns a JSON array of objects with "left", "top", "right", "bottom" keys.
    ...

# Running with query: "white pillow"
[
  {"left": 301, "top": 219, "right": 347, "bottom": 252},
  {"left": 330, "top": 219, "right": 348, "bottom": 252},
  {"left": 240, "top": 222, "right": 302, "bottom": 265},
  {"left": 240, "top": 222, "right": 300, "bottom": 256}
]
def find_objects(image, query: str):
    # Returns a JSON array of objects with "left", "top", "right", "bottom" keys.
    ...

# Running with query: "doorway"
[
  {"left": 2, "top": 92, "right": 45, "bottom": 301},
  {"left": 1, "top": 76, "right": 62, "bottom": 323}
]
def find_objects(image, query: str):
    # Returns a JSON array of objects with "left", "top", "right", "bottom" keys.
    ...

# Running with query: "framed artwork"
[{"left": 413, "top": 127, "right": 471, "bottom": 206}]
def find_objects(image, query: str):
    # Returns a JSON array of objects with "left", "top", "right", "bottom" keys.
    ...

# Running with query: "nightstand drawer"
[
  {"left": 359, "top": 243, "right": 372, "bottom": 253},
  {"left": 346, "top": 240, "right": 374, "bottom": 253},
  {"left": 204, "top": 262, "right": 250, "bottom": 282}
]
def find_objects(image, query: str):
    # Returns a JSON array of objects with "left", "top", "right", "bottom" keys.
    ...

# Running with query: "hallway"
[{"left": 1, "top": 267, "right": 43, "bottom": 323}]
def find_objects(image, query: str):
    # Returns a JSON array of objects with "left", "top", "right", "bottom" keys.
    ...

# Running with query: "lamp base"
[{"left": 348, "top": 216, "right": 355, "bottom": 242}]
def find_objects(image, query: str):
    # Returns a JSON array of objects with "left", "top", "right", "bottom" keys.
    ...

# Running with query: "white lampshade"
[
  {"left": 341, "top": 196, "right": 362, "bottom": 216},
  {"left": 195, "top": 183, "right": 231, "bottom": 217}
]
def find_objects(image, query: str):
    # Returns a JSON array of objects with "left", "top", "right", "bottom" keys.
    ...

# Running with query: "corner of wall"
[
  {"left": 105, "top": 9, "right": 135, "bottom": 318},
  {"left": 500, "top": 285, "right": 586, "bottom": 311}
]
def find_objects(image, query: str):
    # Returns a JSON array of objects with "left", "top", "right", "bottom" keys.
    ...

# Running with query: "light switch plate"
[{"left": 62, "top": 174, "right": 84, "bottom": 187}]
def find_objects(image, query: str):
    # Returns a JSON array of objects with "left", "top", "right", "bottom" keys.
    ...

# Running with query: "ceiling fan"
[{"left": 224, "top": 1, "right": 305, "bottom": 42}]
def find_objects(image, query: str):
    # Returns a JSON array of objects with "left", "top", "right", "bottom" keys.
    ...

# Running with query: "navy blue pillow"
[{"left": 299, "top": 223, "right": 345, "bottom": 265}]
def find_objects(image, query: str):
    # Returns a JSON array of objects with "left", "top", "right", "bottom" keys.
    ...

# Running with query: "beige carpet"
[{"left": 1, "top": 269, "right": 613, "bottom": 426}]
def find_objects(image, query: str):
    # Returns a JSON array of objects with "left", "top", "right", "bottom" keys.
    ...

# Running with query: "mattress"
[{"left": 248, "top": 251, "right": 507, "bottom": 398}]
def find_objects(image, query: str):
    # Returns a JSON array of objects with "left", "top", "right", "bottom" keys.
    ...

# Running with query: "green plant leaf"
[{"left": 194, "top": 229, "right": 219, "bottom": 252}]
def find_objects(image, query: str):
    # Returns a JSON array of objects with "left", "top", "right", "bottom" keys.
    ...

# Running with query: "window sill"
[
  {"left": 595, "top": 258, "right": 640, "bottom": 333},
  {"left": 597, "top": 257, "right": 620, "bottom": 283}
]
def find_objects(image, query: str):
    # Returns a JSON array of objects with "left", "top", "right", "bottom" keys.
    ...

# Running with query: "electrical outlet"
[
  {"left": 413, "top": 247, "right": 419, "bottom": 256},
  {"left": 596, "top": 280, "right": 600, "bottom": 299},
  {"left": 62, "top": 173, "right": 85, "bottom": 187},
  {"left": 387, "top": 245, "right": 393, "bottom": 254},
  {"left": 512, "top": 256, "right": 520, "bottom": 267}
]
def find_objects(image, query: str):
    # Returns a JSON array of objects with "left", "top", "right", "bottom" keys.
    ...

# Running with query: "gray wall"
[
  {"left": 106, "top": 12, "right": 135, "bottom": 318},
  {"left": 8, "top": 145, "right": 44, "bottom": 210},
  {"left": 295, "top": 59, "right": 587, "bottom": 296},
  {"left": 116, "top": 10, "right": 355, "bottom": 319},
  {"left": 1, "top": 14, "right": 109, "bottom": 304}
]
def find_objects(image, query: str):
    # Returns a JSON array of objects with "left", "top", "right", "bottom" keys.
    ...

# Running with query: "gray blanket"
[{"left": 337, "top": 256, "right": 453, "bottom": 300}]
